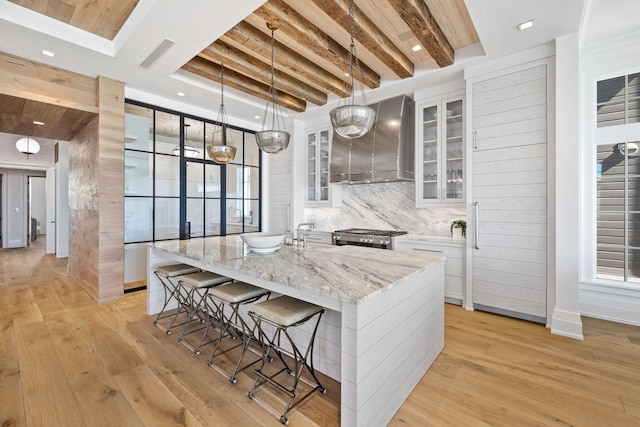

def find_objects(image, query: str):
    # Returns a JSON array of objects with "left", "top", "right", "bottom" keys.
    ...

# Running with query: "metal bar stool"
[
  {"left": 248, "top": 296, "right": 325, "bottom": 425},
  {"left": 176, "top": 271, "right": 232, "bottom": 354},
  {"left": 153, "top": 263, "right": 200, "bottom": 334},
  {"left": 205, "top": 282, "right": 271, "bottom": 383}
]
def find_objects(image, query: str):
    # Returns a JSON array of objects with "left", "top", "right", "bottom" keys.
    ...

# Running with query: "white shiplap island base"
[{"left": 147, "top": 236, "right": 445, "bottom": 426}]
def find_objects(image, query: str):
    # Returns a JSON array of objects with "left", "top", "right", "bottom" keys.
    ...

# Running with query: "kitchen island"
[{"left": 147, "top": 236, "right": 445, "bottom": 426}]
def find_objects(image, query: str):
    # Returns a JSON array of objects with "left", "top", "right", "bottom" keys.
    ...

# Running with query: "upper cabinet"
[
  {"left": 306, "top": 126, "right": 331, "bottom": 206},
  {"left": 415, "top": 96, "right": 465, "bottom": 207}
]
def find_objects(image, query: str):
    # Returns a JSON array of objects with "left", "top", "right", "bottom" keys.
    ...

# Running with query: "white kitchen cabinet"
[
  {"left": 306, "top": 126, "right": 331, "bottom": 206},
  {"left": 415, "top": 96, "right": 465, "bottom": 207},
  {"left": 298, "top": 230, "right": 333, "bottom": 246},
  {"left": 395, "top": 237, "right": 464, "bottom": 305}
]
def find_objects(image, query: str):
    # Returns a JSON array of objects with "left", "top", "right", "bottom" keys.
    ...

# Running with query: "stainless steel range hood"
[{"left": 330, "top": 94, "right": 414, "bottom": 184}]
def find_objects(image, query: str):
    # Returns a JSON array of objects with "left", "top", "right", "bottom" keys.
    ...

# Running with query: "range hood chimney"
[{"left": 330, "top": 94, "right": 414, "bottom": 184}]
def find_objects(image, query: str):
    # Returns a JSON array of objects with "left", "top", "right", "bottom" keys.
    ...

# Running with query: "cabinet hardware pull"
[
  {"left": 474, "top": 201, "right": 480, "bottom": 250},
  {"left": 473, "top": 130, "right": 478, "bottom": 150},
  {"left": 413, "top": 248, "right": 444, "bottom": 254}
]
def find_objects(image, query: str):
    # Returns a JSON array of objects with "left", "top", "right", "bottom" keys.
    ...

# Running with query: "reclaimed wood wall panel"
[
  {"left": 68, "top": 117, "right": 100, "bottom": 301},
  {"left": 97, "top": 76, "right": 125, "bottom": 303}
]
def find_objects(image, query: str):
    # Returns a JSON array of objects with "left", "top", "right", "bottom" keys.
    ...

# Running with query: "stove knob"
[
  {"left": 368, "top": 238, "right": 375, "bottom": 243},
  {"left": 359, "top": 237, "right": 365, "bottom": 243}
]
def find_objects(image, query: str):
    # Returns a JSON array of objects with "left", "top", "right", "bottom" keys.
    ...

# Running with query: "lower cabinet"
[
  {"left": 298, "top": 230, "right": 333, "bottom": 246},
  {"left": 395, "top": 237, "right": 465, "bottom": 305}
]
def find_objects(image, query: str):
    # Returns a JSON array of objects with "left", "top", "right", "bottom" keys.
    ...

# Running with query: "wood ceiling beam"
[
  {"left": 222, "top": 21, "right": 351, "bottom": 98},
  {"left": 387, "top": 0, "right": 454, "bottom": 68},
  {"left": 198, "top": 40, "right": 327, "bottom": 106},
  {"left": 309, "top": 0, "right": 414, "bottom": 79},
  {"left": 254, "top": 0, "right": 380, "bottom": 89},
  {"left": 181, "top": 57, "right": 307, "bottom": 113}
]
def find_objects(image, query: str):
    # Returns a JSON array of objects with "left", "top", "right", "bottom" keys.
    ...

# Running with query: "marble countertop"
[{"left": 150, "top": 236, "right": 444, "bottom": 304}]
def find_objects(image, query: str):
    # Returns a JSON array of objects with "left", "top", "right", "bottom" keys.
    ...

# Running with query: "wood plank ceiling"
[
  {"left": 184, "top": 0, "right": 479, "bottom": 113},
  {"left": 2, "top": 0, "right": 478, "bottom": 139}
]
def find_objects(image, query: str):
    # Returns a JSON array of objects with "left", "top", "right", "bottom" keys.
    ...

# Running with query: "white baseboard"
[{"left": 550, "top": 308, "right": 584, "bottom": 340}]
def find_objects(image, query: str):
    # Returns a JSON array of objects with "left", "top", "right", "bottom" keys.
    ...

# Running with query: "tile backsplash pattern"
[{"left": 304, "top": 181, "right": 466, "bottom": 236}]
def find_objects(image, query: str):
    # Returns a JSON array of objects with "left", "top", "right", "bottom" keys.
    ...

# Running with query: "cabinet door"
[
  {"left": 417, "top": 97, "right": 465, "bottom": 207},
  {"left": 420, "top": 103, "right": 440, "bottom": 202},
  {"left": 395, "top": 240, "right": 464, "bottom": 304},
  {"left": 307, "top": 132, "right": 317, "bottom": 202},
  {"left": 444, "top": 99, "right": 464, "bottom": 201},
  {"left": 318, "top": 130, "right": 330, "bottom": 202},
  {"left": 306, "top": 128, "right": 332, "bottom": 205}
]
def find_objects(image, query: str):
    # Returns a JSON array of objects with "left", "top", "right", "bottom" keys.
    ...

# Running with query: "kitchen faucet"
[{"left": 296, "top": 222, "right": 315, "bottom": 239}]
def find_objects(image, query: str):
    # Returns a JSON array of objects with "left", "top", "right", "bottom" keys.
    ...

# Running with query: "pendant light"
[
  {"left": 16, "top": 136, "right": 40, "bottom": 158},
  {"left": 207, "top": 64, "right": 237, "bottom": 163},
  {"left": 255, "top": 23, "right": 290, "bottom": 154},
  {"left": 329, "top": 0, "right": 376, "bottom": 139},
  {"left": 173, "top": 124, "right": 200, "bottom": 158}
]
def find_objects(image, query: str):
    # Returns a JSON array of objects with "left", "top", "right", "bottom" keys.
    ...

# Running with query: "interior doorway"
[
  {"left": 28, "top": 176, "right": 46, "bottom": 246},
  {"left": 0, "top": 174, "right": 3, "bottom": 248}
]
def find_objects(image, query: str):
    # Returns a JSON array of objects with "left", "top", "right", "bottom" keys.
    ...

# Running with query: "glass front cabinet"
[
  {"left": 306, "top": 127, "right": 331, "bottom": 205},
  {"left": 416, "top": 96, "right": 465, "bottom": 207}
]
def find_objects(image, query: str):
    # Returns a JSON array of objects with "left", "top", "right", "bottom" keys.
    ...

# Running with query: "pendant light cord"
[
  {"left": 260, "top": 23, "right": 286, "bottom": 133},
  {"left": 348, "top": 0, "right": 356, "bottom": 105},
  {"left": 270, "top": 26, "right": 276, "bottom": 130},
  {"left": 220, "top": 65, "right": 227, "bottom": 145}
]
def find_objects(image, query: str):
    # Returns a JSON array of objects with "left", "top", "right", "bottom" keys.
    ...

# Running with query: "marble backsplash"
[{"left": 303, "top": 181, "right": 466, "bottom": 237}]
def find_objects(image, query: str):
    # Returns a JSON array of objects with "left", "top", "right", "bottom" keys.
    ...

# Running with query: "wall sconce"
[{"left": 617, "top": 142, "right": 639, "bottom": 157}]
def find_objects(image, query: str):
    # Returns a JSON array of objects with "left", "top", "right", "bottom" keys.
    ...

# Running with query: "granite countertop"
[{"left": 151, "top": 236, "right": 444, "bottom": 304}]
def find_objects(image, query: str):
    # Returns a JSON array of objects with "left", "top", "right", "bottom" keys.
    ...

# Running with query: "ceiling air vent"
[{"left": 139, "top": 38, "right": 175, "bottom": 68}]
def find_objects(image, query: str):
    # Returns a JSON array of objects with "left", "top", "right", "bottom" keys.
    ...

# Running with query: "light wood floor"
[{"left": 2, "top": 239, "right": 640, "bottom": 426}]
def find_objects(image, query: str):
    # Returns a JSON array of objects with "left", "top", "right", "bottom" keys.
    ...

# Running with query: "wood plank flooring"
[{"left": 2, "top": 238, "right": 640, "bottom": 426}]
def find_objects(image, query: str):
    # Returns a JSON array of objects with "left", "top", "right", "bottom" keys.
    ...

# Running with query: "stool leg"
[
  {"left": 153, "top": 272, "right": 182, "bottom": 334},
  {"left": 178, "top": 287, "right": 212, "bottom": 354},
  {"left": 248, "top": 311, "right": 325, "bottom": 425},
  {"left": 207, "top": 294, "right": 268, "bottom": 383}
]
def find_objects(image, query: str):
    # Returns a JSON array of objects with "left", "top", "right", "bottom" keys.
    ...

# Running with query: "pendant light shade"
[
  {"left": 16, "top": 137, "right": 40, "bottom": 158},
  {"left": 207, "top": 65, "right": 237, "bottom": 164},
  {"left": 329, "top": 0, "right": 376, "bottom": 139},
  {"left": 329, "top": 104, "right": 376, "bottom": 139},
  {"left": 173, "top": 124, "right": 200, "bottom": 158},
  {"left": 255, "top": 130, "right": 290, "bottom": 153},
  {"left": 255, "top": 23, "right": 290, "bottom": 154}
]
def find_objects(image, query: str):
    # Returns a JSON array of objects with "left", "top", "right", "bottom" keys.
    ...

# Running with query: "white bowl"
[{"left": 240, "top": 232, "right": 285, "bottom": 249}]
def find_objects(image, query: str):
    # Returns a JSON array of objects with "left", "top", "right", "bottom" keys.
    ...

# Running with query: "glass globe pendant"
[
  {"left": 329, "top": 0, "right": 376, "bottom": 139},
  {"left": 16, "top": 136, "right": 40, "bottom": 158},
  {"left": 207, "top": 65, "right": 237, "bottom": 163},
  {"left": 255, "top": 23, "right": 290, "bottom": 154}
]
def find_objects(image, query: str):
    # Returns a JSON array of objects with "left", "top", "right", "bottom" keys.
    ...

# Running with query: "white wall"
[
  {"left": 30, "top": 176, "right": 46, "bottom": 235},
  {"left": 56, "top": 141, "right": 69, "bottom": 258},
  {"left": 578, "top": 30, "right": 640, "bottom": 326}
]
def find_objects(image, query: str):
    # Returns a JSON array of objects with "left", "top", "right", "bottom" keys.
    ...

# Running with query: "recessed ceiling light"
[
  {"left": 518, "top": 20, "right": 534, "bottom": 31},
  {"left": 33, "top": 121, "right": 45, "bottom": 126},
  {"left": 254, "top": 115, "right": 261, "bottom": 119},
  {"left": 42, "top": 50, "right": 56, "bottom": 57},
  {"left": 412, "top": 44, "right": 422, "bottom": 52},
  {"left": 177, "top": 92, "right": 185, "bottom": 97}
]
